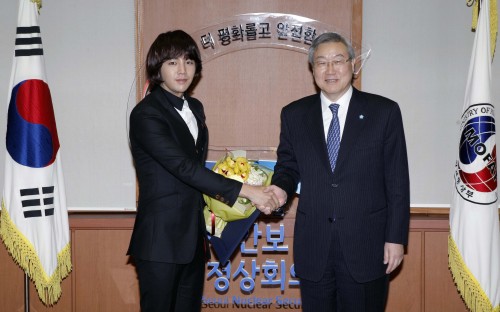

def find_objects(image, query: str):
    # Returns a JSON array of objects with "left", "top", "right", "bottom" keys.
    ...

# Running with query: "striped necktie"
[{"left": 326, "top": 103, "right": 340, "bottom": 172}]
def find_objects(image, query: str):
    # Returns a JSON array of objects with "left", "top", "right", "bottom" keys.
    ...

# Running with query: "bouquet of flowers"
[{"left": 203, "top": 150, "right": 273, "bottom": 237}]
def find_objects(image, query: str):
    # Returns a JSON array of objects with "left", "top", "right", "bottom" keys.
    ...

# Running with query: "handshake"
[{"left": 239, "top": 184, "right": 287, "bottom": 215}]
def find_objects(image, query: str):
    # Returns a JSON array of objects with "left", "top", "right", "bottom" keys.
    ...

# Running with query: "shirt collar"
[
  {"left": 160, "top": 87, "right": 184, "bottom": 110},
  {"left": 320, "top": 86, "right": 353, "bottom": 112}
]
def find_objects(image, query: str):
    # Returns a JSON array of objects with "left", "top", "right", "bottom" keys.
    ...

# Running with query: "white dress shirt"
[
  {"left": 175, "top": 98, "right": 199, "bottom": 144},
  {"left": 320, "top": 86, "right": 353, "bottom": 141}
]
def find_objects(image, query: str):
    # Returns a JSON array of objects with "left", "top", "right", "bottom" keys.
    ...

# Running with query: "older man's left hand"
[{"left": 384, "top": 242, "right": 404, "bottom": 274}]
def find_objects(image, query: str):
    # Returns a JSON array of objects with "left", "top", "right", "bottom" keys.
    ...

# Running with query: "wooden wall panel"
[
  {"left": 0, "top": 234, "right": 72, "bottom": 311},
  {"left": 0, "top": 240, "right": 24, "bottom": 311},
  {"left": 0, "top": 212, "right": 472, "bottom": 311},
  {"left": 386, "top": 231, "right": 422, "bottom": 312},
  {"left": 136, "top": 0, "right": 362, "bottom": 159},
  {"left": 203, "top": 239, "right": 301, "bottom": 312},
  {"left": 73, "top": 229, "right": 139, "bottom": 312},
  {"left": 424, "top": 232, "right": 468, "bottom": 312}
]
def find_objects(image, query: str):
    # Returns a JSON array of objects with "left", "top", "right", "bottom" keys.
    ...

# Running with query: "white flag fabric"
[
  {"left": 450, "top": 0, "right": 500, "bottom": 311},
  {"left": 0, "top": 0, "right": 72, "bottom": 306}
]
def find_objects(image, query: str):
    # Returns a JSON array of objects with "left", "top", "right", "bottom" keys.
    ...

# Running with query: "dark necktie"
[{"left": 326, "top": 103, "right": 340, "bottom": 172}]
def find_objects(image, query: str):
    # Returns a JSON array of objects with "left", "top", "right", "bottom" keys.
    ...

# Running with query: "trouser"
[
  {"left": 135, "top": 235, "right": 205, "bottom": 312},
  {"left": 300, "top": 227, "right": 389, "bottom": 312}
]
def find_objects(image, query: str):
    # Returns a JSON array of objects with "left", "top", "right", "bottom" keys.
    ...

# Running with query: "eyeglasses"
[{"left": 313, "top": 57, "right": 352, "bottom": 69}]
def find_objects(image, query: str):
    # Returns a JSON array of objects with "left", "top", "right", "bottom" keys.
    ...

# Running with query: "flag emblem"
[
  {"left": 20, "top": 186, "right": 55, "bottom": 218},
  {"left": 7, "top": 79, "right": 60, "bottom": 168},
  {"left": 455, "top": 103, "right": 497, "bottom": 204}
]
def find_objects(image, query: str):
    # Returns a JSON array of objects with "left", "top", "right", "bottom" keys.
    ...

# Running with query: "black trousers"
[
  {"left": 299, "top": 228, "right": 389, "bottom": 312},
  {"left": 135, "top": 235, "right": 205, "bottom": 312}
]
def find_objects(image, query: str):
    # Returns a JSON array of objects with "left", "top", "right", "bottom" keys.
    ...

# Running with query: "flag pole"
[
  {"left": 24, "top": 272, "right": 30, "bottom": 312},
  {"left": 0, "top": 0, "right": 72, "bottom": 306}
]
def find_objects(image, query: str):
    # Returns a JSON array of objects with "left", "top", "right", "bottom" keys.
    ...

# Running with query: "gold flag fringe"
[
  {"left": 448, "top": 234, "right": 500, "bottom": 312},
  {"left": 0, "top": 201, "right": 72, "bottom": 306},
  {"left": 472, "top": 0, "right": 479, "bottom": 28},
  {"left": 30, "top": 0, "right": 42, "bottom": 13},
  {"left": 471, "top": 0, "right": 498, "bottom": 59}
]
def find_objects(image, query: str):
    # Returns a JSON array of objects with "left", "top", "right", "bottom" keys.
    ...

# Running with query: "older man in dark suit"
[{"left": 268, "top": 32, "right": 410, "bottom": 312}]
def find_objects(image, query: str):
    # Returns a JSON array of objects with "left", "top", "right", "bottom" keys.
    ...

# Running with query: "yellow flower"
[{"left": 203, "top": 151, "right": 273, "bottom": 237}]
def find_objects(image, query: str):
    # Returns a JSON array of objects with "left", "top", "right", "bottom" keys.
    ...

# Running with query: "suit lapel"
[
  {"left": 153, "top": 88, "right": 186, "bottom": 126},
  {"left": 189, "top": 100, "right": 208, "bottom": 159},
  {"left": 153, "top": 89, "right": 198, "bottom": 148},
  {"left": 189, "top": 100, "right": 207, "bottom": 141},
  {"left": 303, "top": 95, "right": 332, "bottom": 172},
  {"left": 335, "top": 89, "right": 367, "bottom": 172}
]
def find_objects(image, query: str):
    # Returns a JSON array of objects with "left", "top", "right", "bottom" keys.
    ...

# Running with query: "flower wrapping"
[{"left": 203, "top": 151, "right": 273, "bottom": 237}]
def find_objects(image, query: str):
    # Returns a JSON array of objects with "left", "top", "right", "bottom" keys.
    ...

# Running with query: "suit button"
[
  {"left": 331, "top": 184, "right": 338, "bottom": 188},
  {"left": 215, "top": 194, "right": 221, "bottom": 199}
]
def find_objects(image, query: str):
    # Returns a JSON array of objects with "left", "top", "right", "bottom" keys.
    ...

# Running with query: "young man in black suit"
[
  {"left": 127, "top": 30, "right": 279, "bottom": 312},
  {"left": 268, "top": 32, "right": 410, "bottom": 312}
]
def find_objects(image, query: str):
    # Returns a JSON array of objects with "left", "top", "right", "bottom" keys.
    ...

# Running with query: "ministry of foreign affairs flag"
[
  {"left": 450, "top": 0, "right": 500, "bottom": 311},
  {"left": 0, "top": 0, "right": 72, "bottom": 305}
]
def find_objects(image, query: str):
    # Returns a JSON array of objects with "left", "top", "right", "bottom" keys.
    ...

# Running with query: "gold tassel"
[
  {"left": 448, "top": 234, "right": 500, "bottom": 312},
  {"left": 470, "top": 0, "right": 498, "bottom": 59},
  {"left": 30, "top": 0, "right": 42, "bottom": 13},
  {"left": 491, "top": 0, "right": 498, "bottom": 59},
  {"left": 472, "top": 1, "right": 479, "bottom": 30}
]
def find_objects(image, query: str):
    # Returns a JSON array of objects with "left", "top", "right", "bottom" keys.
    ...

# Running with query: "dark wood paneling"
[
  {"left": 0, "top": 233, "right": 72, "bottom": 311},
  {"left": 0, "top": 211, "right": 472, "bottom": 311},
  {"left": 386, "top": 231, "right": 422, "bottom": 312},
  {"left": 424, "top": 232, "right": 468, "bottom": 312},
  {"left": 73, "top": 229, "right": 139, "bottom": 312}
]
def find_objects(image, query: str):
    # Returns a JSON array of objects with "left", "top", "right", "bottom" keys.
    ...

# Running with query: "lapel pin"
[{"left": 359, "top": 115, "right": 364, "bottom": 120}]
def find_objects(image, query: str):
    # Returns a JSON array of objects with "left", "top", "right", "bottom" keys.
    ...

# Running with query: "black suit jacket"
[
  {"left": 272, "top": 88, "right": 410, "bottom": 283},
  {"left": 127, "top": 87, "right": 242, "bottom": 264}
]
